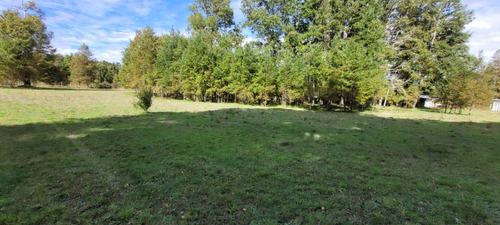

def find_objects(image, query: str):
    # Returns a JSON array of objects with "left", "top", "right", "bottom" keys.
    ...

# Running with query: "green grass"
[{"left": 1, "top": 88, "right": 499, "bottom": 224}]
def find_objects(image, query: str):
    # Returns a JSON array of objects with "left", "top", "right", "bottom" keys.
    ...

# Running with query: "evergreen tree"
[
  {"left": 40, "top": 54, "right": 70, "bottom": 85},
  {"left": 69, "top": 44, "right": 96, "bottom": 87},
  {"left": 116, "top": 26, "right": 158, "bottom": 89},
  {"left": 95, "top": 61, "right": 120, "bottom": 88},
  {"left": 155, "top": 30, "right": 188, "bottom": 97},
  {"left": 385, "top": 0, "right": 472, "bottom": 107},
  {"left": 113, "top": 0, "right": 486, "bottom": 113},
  {"left": 486, "top": 50, "right": 500, "bottom": 98}
]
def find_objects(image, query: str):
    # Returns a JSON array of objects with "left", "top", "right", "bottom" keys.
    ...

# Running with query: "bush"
[{"left": 134, "top": 87, "right": 153, "bottom": 112}]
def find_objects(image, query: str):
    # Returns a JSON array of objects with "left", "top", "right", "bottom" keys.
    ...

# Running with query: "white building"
[
  {"left": 418, "top": 95, "right": 440, "bottom": 108},
  {"left": 491, "top": 99, "right": 500, "bottom": 111}
]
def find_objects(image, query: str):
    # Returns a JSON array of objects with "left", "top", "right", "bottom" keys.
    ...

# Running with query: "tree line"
[
  {"left": 1, "top": 0, "right": 500, "bottom": 112},
  {"left": 0, "top": 2, "right": 119, "bottom": 88},
  {"left": 116, "top": 0, "right": 499, "bottom": 111}
]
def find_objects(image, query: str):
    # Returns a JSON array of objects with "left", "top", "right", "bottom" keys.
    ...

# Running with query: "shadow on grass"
[{"left": 1, "top": 108, "right": 499, "bottom": 224}]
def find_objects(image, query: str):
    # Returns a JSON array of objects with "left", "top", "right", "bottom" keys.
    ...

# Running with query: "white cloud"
[
  {"left": 466, "top": 20, "right": 491, "bottom": 30},
  {"left": 241, "top": 37, "right": 254, "bottom": 46},
  {"left": 5, "top": 0, "right": 184, "bottom": 62},
  {"left": 463, "top": 0, "right": 500, "bottom": 59}
]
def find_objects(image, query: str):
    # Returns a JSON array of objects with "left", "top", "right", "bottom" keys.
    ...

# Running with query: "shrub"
[{"left": 134, "top": 87, "right": 153, "bottom": 112}]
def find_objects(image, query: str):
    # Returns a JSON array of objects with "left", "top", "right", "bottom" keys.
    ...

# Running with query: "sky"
[{"left": 0, "top": 0, "right": 498, "bottom": 63}]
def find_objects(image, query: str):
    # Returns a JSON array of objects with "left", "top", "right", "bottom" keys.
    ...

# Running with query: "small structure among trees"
[
  {"left": 491, "top": 99, "right": 500, "bottom": 111},
  {"left": 417, "top": 95, "right": 440, "bottom": 108}
]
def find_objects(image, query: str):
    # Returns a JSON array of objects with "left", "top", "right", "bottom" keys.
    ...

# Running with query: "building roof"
[{"left": 419, "top": 95, "right": 439, "bottom": 100}]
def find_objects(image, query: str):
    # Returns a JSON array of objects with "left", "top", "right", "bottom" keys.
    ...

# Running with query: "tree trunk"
[
  {"left": 282, "top": 89, "right": 287, "bottom": 108},
  {"left": 372, "top": 94, "right": 376, "bottom": 112},
  {"left": 24, "top": 79, "right": 31, "bottom": 87},
  {"left": 384, "top": 88, "right": 390, "bottom": 107},
  {"left": 326, "top": 100, "right": 331, "bottom": 111},
  {"left": 309, "top": 95, "right": 312, "bottom": 110}
]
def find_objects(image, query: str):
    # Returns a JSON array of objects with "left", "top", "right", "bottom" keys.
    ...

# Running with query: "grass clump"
[{"left": 134, "top": 87, "right": 153, "bottom": 112}]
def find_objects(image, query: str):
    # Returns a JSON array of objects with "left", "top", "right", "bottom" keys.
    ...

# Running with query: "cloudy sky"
[{"left": 0, "top": 0, "right": 498, "bottom": 62}]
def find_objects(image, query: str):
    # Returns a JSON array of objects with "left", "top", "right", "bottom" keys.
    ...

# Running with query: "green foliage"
[
  {"left": 69, "top": 44, "right": 96, "bottom": 87},
  {"left": 438, "top": 53, "right": 495, "bottom": 113},
  {"left": 188, "top": 0, "right": 234, "bottom": 34},
  {"left": 486, "top": 50, "right": 500, "bottom": 98},
  {"left": 95, "top": 61, "right": 120, "bottom": 88},
  {"left": 385, "top": 0, "right": 473, "bottom": 105},
  {"left": 116, "top": 26, "right": 158, "bottom": 89},
  {"left": 38, "top": 54, "right": 70, "bottom": 85},
  {"left": 114, "top": 0, "right": 493, "bottom": 113},
  {"left": 0, "top": 2, "right": 55, "bottom": 86},
  {"left": 134, "top": 87, "right": 153, "bottom": 112}
]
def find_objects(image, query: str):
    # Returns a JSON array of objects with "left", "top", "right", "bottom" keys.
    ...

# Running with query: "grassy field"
[{"left": 0, "top": 88, "right": 499, "bottom": 224}]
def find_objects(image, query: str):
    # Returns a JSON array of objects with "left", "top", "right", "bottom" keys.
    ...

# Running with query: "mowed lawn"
[{"left": 0, "top": 88, "right": 499, "bottom": 224}]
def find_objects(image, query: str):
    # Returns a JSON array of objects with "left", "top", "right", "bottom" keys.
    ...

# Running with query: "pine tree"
[
  {"left": 69, "top": 44, "right": 96, "bottom": 88},
  {"left": 485, "top": 50, "right": 500, "bottom": 98},
  {"left": 116, "top": 26, "right": 158, "bottom": 90}
]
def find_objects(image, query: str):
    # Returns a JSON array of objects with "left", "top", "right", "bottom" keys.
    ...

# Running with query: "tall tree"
[
  {"left": 242, "top": 0, "right": 302, "bottom": 52},
  {"left": 0, "top": 1, "right": 54, "bottom": 86},
  {"left": 188, "top": 0, "right": 235, "bottom": 34},
  {"left": 486, "top": 50, "right": 500, "bottom": 98},
  {"left": 155, "top": 30, "right": 188, "bottom": 97},
  {"left": 385, "top": 0, "right": 472, "bottom": 107},
  {"left": 69, "top": 44, "right": 96, "bottom": 87},
  {"left": 179, "top": 31, "right": 215, "bottom": 101},
  {"left": 116, "top": 26, "right": 158, "bottom": 89}
]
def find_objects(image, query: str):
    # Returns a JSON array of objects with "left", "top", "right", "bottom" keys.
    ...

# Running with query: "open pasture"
[{"left": 0, "top": 88, "right": 499, "bottom": 224}]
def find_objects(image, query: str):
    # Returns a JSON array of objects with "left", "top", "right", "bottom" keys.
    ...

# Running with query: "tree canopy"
[
  {"left": 0, "top": 1, "right": 54, "bottom": 86},
  {"left": 116, "top": 0, "right": 495, "bottom": 112},
  {"left": 69, "top": 44, "right": 96, "bottom": 87}
]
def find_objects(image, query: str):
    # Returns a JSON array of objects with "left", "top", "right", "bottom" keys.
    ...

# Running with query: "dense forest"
[
  {"left": 1, "top": 0, "right": 500, "bottom": 111},
  {"left": 116, "top": 0, "right": 499, "bottom": 111}
]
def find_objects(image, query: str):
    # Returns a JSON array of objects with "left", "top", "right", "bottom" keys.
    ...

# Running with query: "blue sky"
[
  {"left": 0, "top": 0, "right": 498, "bottom": 63},
  {"left": 463, "top": 0, "right": 500, "bottom": 59}
]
